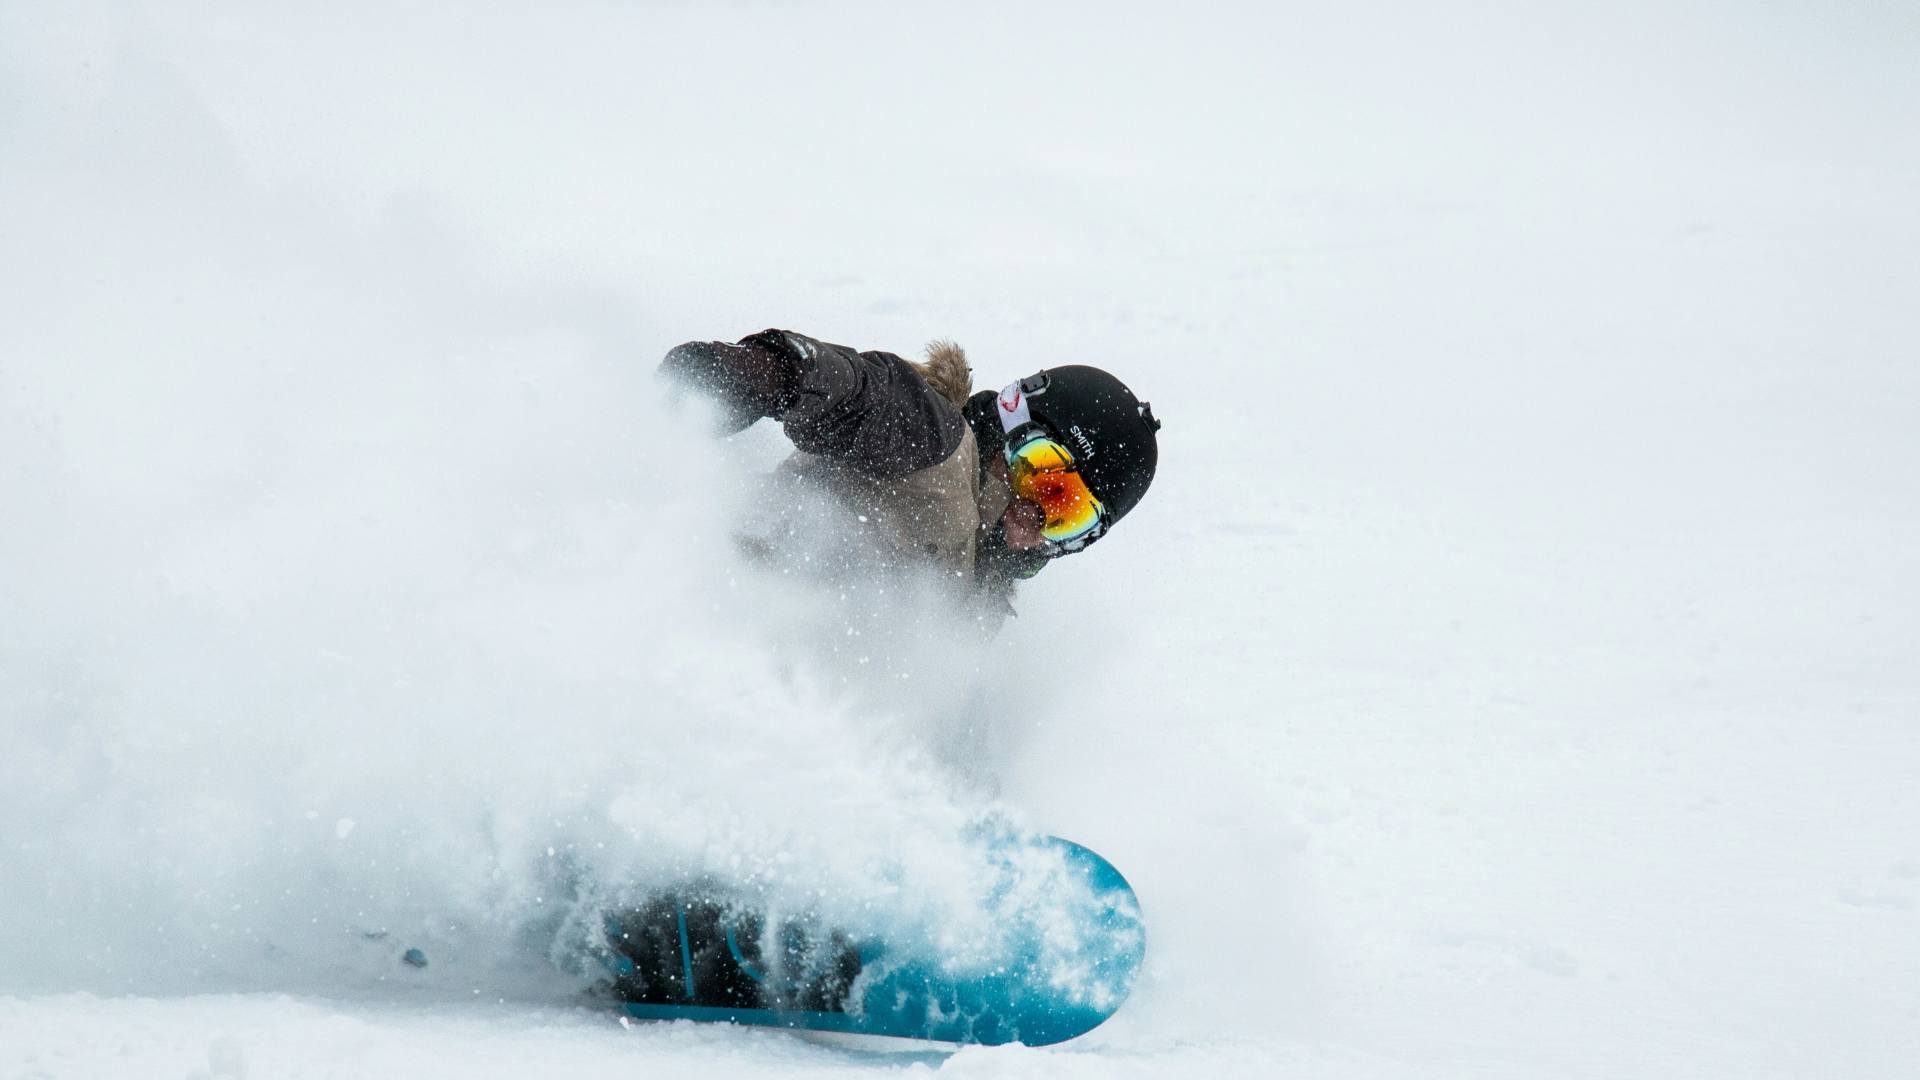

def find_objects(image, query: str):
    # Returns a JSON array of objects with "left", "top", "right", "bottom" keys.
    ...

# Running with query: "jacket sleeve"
[
  {"left": 658, "top": 337, "right": 798, "bottom": 434},
  {"left": 742, "top": 329, "right": 966, "bottom": 479}
]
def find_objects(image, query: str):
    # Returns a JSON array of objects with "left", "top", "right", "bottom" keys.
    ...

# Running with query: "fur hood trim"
[{"left": 915, "top": 340, "right": 973, "bottom": 408}]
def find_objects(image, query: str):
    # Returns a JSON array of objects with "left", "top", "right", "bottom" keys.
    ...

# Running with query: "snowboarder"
[{"left": 659, "top": 329, "right": 1160, "bottom": 626}]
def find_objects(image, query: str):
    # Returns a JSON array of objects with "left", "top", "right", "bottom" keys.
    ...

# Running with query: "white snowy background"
[{"left": 3, "top": 1, "right": 1917, "bottom": 1077}]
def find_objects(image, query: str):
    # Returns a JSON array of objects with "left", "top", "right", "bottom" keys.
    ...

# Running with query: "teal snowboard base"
[{"left": 601, "top": 835, "right": 1144, "bottom": 1046}]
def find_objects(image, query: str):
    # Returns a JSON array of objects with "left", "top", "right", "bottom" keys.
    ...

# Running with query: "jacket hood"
[{"left": 914, "top": 340, "right": 973, "bottom": 408}]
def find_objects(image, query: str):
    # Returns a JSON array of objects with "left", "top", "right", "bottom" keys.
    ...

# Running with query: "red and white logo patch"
[{"left": 996, "top": 381, "right": 1033, "bottom": 432}]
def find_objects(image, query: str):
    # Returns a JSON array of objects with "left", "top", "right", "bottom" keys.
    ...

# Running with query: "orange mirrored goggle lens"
[{"left": 1007, "top": 436, "right": 1106, "bottom": 544}]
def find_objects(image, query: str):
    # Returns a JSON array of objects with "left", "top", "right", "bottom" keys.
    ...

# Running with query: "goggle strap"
[{"left": 995, "top": 378, "right": 1036, "bottom": 436}]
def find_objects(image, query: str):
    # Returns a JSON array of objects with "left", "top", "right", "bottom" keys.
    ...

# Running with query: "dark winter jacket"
[{"left": 661, "top": 330, "right": 1025, "bottom": 618}]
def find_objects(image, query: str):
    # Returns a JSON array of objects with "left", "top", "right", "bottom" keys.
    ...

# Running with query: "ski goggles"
[
  {"left": 1006, "top": 432, "right": 1108, "bottom": 550},
  {"left": 995, "top": 376, "right": 1107, "bottom": 553}
]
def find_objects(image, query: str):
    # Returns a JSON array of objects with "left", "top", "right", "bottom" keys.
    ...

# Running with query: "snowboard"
[{"left": 600, "top": 834, "right": 1145, "bottom": 1046}]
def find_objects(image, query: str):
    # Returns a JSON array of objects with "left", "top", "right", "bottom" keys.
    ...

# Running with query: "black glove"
[{"left": 658, "top": 337, "right": 799, "bottom": 434}]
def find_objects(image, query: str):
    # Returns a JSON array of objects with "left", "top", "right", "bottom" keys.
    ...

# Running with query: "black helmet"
[{"left": 965, "top": 365, "right": 1161, "bottom": 537}]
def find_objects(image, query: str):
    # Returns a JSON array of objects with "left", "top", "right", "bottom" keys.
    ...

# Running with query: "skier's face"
[{"left": 999, "top": 496, "right": 1048, "bottom": 551}]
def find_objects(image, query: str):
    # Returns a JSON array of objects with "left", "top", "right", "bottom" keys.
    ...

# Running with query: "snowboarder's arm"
[
  {"left": 660, "top": 330, "right": 965, "bottom": 479},
  {"left": 657, "top": 337, "right": 798, "bottom": 435}
]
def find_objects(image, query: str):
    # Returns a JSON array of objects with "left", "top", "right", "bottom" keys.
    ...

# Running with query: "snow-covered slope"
[{"left": 3, "top": 2, "right": 1917, "bottom": 1077}]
